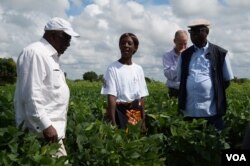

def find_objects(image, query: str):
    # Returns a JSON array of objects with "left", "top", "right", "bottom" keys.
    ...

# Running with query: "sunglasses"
[
  {"left": 53, "top": 31, "right": 71, "bottom": 44},
  {"left": 188, "top": 28, "right": 207, "bottom": 34}
]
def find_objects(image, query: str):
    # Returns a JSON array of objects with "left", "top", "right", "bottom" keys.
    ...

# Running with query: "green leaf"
[
  {"left": 146, "top": 114, "right": 157, "bottom": 119},
  {"left": 7, "top": 154, "right": 17, "bottom": 161},
  {"left": 85, "top": 123, "right": 95, "bottom": 131},
  {"left": 170, "top": 126, "right": 177, "bottom": 136},
  {"left": 130, "top": 152, "right": 141, "bottom": 159}
]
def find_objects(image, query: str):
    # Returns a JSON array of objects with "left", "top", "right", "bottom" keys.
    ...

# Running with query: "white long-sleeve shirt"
[
  {"left": 162, "top": 48, "right": 180, "bottom": 89},
  {"left": 14, "top": 38, "right": 70, "bottom": 139}
]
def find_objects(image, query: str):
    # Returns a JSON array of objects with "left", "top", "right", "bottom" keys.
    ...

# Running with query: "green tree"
[
  {"left": 98, "top": 74, "right": 103, "bottom": 82},
  {"left": 83, "top": 71, "right": 98, "bottom": 82},
  {"left": 145, "top": 77, "right": 151, "bottom": 83},
  {"left": 0, "top": 57, "right": 16, "bottom": 85}
]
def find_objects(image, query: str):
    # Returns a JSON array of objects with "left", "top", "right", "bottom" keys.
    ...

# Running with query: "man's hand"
[{"left": 43, "top": 125, "right": 58, "bottom": 143}]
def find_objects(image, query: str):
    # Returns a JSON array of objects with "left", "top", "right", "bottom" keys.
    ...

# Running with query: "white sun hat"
[
  {"left": 188, "top": 18, "right": 210, "bottom": 28},
  {"left": 44, "top": 17, "right": 80, "bottom": 37}
]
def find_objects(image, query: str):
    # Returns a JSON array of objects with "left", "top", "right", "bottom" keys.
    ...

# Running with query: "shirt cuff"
[{"left": 36, "top": 116, "right": 52, "bottom": 131}]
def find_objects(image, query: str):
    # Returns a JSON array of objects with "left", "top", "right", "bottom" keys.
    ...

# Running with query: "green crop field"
[{"left": 0, "top": 80, "right": 250, "bottom": 165}]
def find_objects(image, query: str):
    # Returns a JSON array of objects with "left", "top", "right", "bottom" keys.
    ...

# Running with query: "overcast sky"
[{"left": 0, "top": 0, "right": 250, "bottom": 82}]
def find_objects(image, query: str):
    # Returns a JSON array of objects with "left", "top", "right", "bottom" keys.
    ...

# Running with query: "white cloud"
[
  {"left": 1, "top": 0, "right": 69, "bottom": 15},
  {"left": 84, "top": 4, "right": 102, "bottom": 16},
  {"left": 226, "top": 0, "right": 250, "bottom": 9},
  {"left": 94, "top": 0, "right": 110, "bottom": 7},
  {"left": 127, "top": 1, "right": 145, "bottom": 16},
  {"left": 98, "top": 19, "right": 109, "bottom": 30},
  {"left": 170, "top": 0, "right": 220, "bottom": 17},
  {"left": 69, "top": 0, "right": 82, "bottom": 7},
  {"left": 0, "top": 0, "right": 249, "bottom": 81}
]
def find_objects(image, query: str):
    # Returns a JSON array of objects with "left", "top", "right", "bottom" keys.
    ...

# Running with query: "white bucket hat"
[{"left": 44, "top": 17, "right": 80, "bottom": 37}]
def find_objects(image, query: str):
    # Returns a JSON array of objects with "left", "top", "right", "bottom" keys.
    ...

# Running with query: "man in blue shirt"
[{"left": 177, "top": 19, "right": 234, "bottom": 130}]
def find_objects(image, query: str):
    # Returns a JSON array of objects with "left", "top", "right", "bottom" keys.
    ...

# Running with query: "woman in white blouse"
[{"left": 101, "top": 33, "right": 149, "bottom": 131}]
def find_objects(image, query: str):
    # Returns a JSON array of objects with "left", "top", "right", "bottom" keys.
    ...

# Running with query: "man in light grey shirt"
[{"left": 163, "top": 30, "right": 188, "bottom": 97}]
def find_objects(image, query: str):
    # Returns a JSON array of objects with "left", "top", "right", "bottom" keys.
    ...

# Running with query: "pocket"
[
  {"left": 200, "top": 59, "right": 211, "bottom": 74},
  {"left": 53, "top": 69, "right": 61, "bottom": 88}
]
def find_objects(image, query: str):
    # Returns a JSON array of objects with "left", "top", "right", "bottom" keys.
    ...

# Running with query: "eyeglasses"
[
  {"left": 53, "top": 31, "right": 71, "bottom": 44},
  {"left": 188, "top": 28, "right": 207, "bottom": 34}
]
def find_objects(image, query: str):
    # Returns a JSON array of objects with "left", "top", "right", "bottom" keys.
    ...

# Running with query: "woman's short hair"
[{"left": 119, "top": 33, "right": 139, "bottom": 54}]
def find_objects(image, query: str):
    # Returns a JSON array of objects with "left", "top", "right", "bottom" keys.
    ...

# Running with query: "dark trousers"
[
  {"left": 168, "top": 88, "right": 179, "bottom": 98},
  {"left": 115, "top": 100, "right": 143, "bottom": 129},
  {"left": 243, "top": 122, "right": 250, "bottom": 149}
]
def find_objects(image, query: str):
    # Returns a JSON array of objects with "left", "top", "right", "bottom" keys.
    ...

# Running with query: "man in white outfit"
[{"left": 14, "top": 17, "right": 79, "bottom": 157}]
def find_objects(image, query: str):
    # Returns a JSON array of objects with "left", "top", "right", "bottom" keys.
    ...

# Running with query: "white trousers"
[
  {"left": 55, "top": 139, "right": 67, "bottom": 157},
  {"left": 53, "top": 139, "right": 68, "bottom": 164}
]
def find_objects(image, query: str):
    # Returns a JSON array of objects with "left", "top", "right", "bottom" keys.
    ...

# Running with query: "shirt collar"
[
  {"left": 40, "top": 38, "right": 59, "bottom": 57},
  {"left": 171, "top": 48, "right": 179, "bottom": 57},
  {"left": 194, "top": 42, "right": 209, "bottom": 52}
]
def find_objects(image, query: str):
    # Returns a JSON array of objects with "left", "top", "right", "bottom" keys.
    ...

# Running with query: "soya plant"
[{"left": 0, "top": 81, "right": 250, "bottom": 165}]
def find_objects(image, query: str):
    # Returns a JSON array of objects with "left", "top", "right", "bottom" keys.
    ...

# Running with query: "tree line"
[
  {"left": 0, "top": 58, "right": 16, "bottom": 85},
  {"left": 0, "top": 57, "right": 248, "bottom": 85}
]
